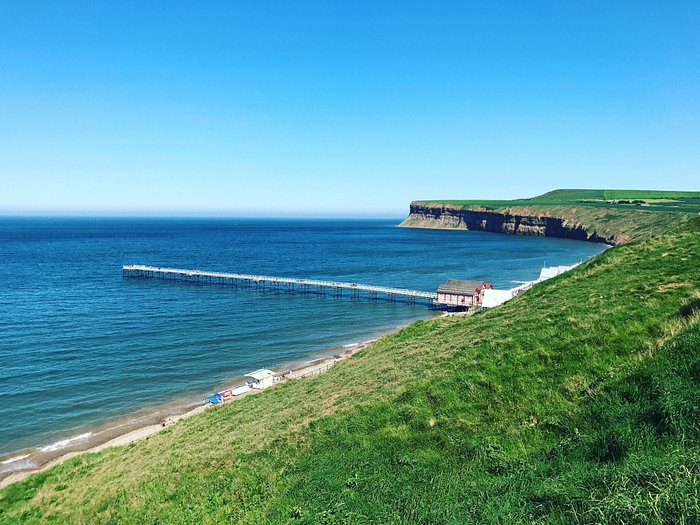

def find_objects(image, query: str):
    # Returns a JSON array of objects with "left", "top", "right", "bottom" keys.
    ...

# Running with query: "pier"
[{"left": 122, "top": 265, "right": 438, "bottom": 306}]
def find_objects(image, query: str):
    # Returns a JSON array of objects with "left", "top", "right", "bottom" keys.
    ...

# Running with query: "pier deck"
[{"left": 122, "top": 265, "right": 438, "bottom": 305}]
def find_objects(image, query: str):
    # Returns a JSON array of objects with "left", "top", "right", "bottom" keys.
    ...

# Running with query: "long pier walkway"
[{"left": 122, "top": 265, "right": 438, "bottom": 305}]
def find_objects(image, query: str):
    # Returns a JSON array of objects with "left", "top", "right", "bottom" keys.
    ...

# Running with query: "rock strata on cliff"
[{"left": 399, "top": 202, "right": 613, "bottom": 244}]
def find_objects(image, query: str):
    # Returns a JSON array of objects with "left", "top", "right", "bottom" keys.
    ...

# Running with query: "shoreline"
[
  {"left": 0, "top": 327, "right": 411, "bottom": 489},
  {"left": 0, "top": 258, "right": 588, "bottom": 489}
]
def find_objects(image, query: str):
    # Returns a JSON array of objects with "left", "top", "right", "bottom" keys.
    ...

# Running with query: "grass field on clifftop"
[
  {"left": 420, "top": 188, "right": 700, "bottom": 214},
  {"left": 1, "top": 220, "right": 699, "bottom": 524}
]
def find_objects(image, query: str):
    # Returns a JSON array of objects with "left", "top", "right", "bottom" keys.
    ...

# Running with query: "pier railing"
[{"left": 122, "top": 265, "right": 437, "bottom": 305}]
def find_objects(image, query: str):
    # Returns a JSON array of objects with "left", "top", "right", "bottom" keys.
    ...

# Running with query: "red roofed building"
[{"left": 436, "top": 279, "right": 493, "bottom": 308}]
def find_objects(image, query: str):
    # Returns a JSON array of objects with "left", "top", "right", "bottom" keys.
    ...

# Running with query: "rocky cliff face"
[{"left": 399, "top": 202, "right": 612, "bottom": 244}]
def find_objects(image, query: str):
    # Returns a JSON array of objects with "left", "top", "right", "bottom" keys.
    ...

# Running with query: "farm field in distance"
[{"left": 420, "top": 188, "right": 700, "bottom": 214}]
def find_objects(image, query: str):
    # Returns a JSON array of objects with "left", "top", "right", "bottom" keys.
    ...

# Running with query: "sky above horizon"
[{"left": 1, "top": 2, "right": 698, "bottom": 217}]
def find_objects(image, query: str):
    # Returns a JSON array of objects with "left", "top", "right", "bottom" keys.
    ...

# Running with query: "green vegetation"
[
  {"left": 421, "top": 188, "right": 700, "bottom": 213},
  {"left": 1, "top": 219, "right": 699, "bottom": 523}
]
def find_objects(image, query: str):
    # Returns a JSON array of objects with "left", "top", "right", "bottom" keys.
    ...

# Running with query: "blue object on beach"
[{"left": 208, "top": 396, "right": 219, "bottom": 405}]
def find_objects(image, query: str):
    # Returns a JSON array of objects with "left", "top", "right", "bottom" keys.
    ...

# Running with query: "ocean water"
[{"left": 0, "top": 218, "right": 605, "bottom": 466}]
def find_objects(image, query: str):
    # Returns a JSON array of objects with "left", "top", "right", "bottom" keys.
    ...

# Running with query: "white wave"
[
  {"left": 1, "top": 453, "right": 31, "bottom": 465},
  {"left": 39, "top": 432, "right": 92, "bottom": 453},
  {"left": 343, "top": 343, "right": 359, "bottom": 348}
]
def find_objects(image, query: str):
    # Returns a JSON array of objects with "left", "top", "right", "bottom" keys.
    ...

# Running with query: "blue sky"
[{"left": 1, "top": 1, "right": 698, "bottom": 216}]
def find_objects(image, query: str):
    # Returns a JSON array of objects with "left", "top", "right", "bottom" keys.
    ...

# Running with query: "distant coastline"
[
  {"left": 399, "top": 203, "right": 613, "bottom": 244},
  {"left": 400, "top": 190, "right": 700, "bottom": 246}
]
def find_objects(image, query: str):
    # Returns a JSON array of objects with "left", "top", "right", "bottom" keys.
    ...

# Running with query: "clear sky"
[{"left": 1, "top": 2, "right": 698, "bottom": 217}]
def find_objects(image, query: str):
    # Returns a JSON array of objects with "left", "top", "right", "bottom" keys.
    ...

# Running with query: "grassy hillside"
[
  {"left": 1, "top": 220, "right": 699, "bottom": 523},
  {"left": 411, "top": 189, "right": 699, "bottom": 244}
]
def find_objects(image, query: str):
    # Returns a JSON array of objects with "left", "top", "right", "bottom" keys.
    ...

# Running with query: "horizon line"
[{"left": 0, "top": 212, "right": 406, "bottom": 220}]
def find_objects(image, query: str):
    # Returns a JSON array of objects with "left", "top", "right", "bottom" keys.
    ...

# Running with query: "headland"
[{"left": 399, "top": 189, "right": 700, "bottom": 245}]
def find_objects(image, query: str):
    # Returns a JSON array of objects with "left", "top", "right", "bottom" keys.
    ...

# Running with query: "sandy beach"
[{"left": 0, "top": 338, "right": 377, "bottom": 489}]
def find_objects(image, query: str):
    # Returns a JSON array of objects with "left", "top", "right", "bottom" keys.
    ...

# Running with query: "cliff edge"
[
  {"left": 400, "top": 202, "right": 615, "bottom": 244},
  {"left": 399, "top": 190, "right": 700, "bottom": 245}
]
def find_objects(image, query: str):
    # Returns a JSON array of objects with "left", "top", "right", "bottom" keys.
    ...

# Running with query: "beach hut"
[{"left": 245, "top": 369, "right": 276, "bottom": 390}]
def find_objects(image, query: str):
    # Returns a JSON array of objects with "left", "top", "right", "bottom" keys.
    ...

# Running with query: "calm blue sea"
[{"left": 0, "top": 218, "right": 604, "bottom": 466}]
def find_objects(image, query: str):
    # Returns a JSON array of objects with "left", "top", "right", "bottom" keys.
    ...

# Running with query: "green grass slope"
[{"left": 1, "top": 221, "right": 699, "bottom": 524}]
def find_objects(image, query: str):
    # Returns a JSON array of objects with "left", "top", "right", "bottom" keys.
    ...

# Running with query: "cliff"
[
  {"left": 399, "top": 202, "right": 613, "bottom": 244},
  {"left": 398, "top": 190, "right": 700, "bottom": 246}
]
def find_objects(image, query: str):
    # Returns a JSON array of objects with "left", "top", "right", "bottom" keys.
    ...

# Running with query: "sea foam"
[
  {"left": 39, "top": 432, "right": 92, "bottom": 453},
  {"left": 1, "top": 453, "right": 31, "bottom": 465}
]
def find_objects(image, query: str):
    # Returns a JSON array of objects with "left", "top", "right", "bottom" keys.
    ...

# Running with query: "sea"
[{"left": 0, "top": 218, "right": 605, "bottom": 476}]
